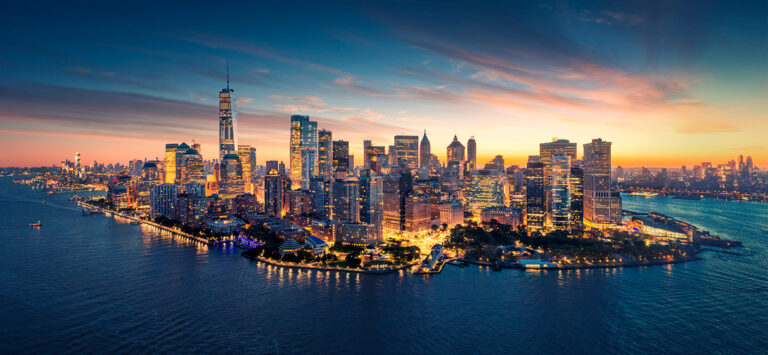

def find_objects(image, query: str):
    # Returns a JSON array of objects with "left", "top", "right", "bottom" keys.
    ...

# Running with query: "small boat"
[
  {"left": 130, "top": 220, "right": 141, "bottom": 225},
  {"left": 30, "top": 221, "right": 42, "bottom": 228},
  {"left": 41, "top": 200, "right": 46, "bottom": 204}
]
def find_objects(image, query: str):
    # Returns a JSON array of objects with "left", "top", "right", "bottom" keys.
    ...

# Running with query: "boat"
[
  {"left": 41, "top": 200, "right": 46, "bottom": 204},
  {"left": 82, "top": 208, "right": 99, "bottom": 215},
  {"left": 30, "top": 221, "right": 42, "bottom": 228},
  {"left": 129, "top": 220, "right": 141, "bottom": 225}
]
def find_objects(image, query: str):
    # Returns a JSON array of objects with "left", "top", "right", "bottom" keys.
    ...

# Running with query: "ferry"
[
  {"left": 629, "top": 191, "right": 659, "bottom": 197},
  {"left": 30, "top": 221, "right": 42, "bottom": 228}
]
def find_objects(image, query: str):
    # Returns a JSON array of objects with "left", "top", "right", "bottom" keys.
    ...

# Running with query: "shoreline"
[
  {"left": 78, "top": 201, "right": 218, "bottom": 245},
  {"left": 460, "top": 254, "right": 703, "bottom": 271},
  {"left": 243, "top": 254, "right": 415, "bottom": 274}
]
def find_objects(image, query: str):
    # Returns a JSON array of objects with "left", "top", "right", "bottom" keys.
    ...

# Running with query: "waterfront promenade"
[{"left": 77, "top": 201, "right": 226, "bottom": 245}]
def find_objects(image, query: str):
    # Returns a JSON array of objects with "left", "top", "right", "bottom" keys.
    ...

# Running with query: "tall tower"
[
  {"left": 289, "top": 115, "right": 318, "bottom": 190},
  {"left": 583, "top": 138, "right": 621, "bottom": 227},
  {"left": 467, "top": 136, "right": 476, "bottom": 170},
  {"left": 219, "top": 64, "right": 237, "bottom": 161},
  {"left": 550, "top": 151, "right": 571, "bottom": 229},
  {"left": 419, "top": 130, "right": 431, "bottom": 174},
  {"left": 318, "top": 129, "right": 333, "bottom": 180},
  {"left": 394, "top": 135, "right": 419, "bottom": 170}
]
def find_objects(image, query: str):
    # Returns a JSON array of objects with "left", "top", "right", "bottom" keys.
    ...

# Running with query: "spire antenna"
[{"left": 226, "top": 61, "right": 230, "bottom": 90}]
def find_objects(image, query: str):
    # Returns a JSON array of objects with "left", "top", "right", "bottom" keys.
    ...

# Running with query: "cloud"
[{"left": 236, "top": 97, "right": 253, "bottom": 104}]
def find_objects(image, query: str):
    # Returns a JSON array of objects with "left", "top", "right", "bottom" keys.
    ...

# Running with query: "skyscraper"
[
  {"left": 332, "top": 140, "right": 350, "bottom": 174},
  {"left": 237, "top": 145, "right": 256, "bottom": 191},
  {"left": 164, "top": 143, "right": 178, "bottom": 184},
  {"left": 264, "top": 169, "right": 283, "bottom": 217},
  {"left": 289, "top": 115, "right": 318, "bottom": 190},
  {"left": 318, "top": 129, "right": 333, "bottom": 180},
  {"left": 550, "top": 151, "right": 571, "bottom": 229},
  {"left": 219, "top": 154, "right": 244, "bottom": 200},
  {"left": 447, "top": 135, "right": 465, "bottom": 166},
  {"left": 466, "top": 169, "right": 507, "bottom": 215},
  {"left": 219, "top": 68, "right": 237, "bottom": 160},
  {"left": 180, "top": 147, "right": 205, "bottom": 188},
  {"left": 525, "top": 158, "right": 545, "bottom": 230},
  {"left": 467, "top": 136, "right": 477, "bottom": 170},
  {"left": 583, "top": 139, "right": 621, "bottom": 226},
  {"left": 331, "top": 177, "right": 359, "bottom": 223},
  {"left": 419, "top": 130, "right": 431, "bottom": 174},
  {"left": 569, "top": 165, "right": 584, "bottom": 227},
  {"left": 394, "top": 135, "right": 419, "bottom": 170}
]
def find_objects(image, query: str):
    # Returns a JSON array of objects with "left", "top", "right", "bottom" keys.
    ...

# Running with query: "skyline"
[{"left": 1, "top": 1, "right": 766, "bottom": 168}]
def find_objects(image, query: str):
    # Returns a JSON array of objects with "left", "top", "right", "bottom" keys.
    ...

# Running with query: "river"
[{"left": 1, "top": 177, "right": 766, "bottom": 353}]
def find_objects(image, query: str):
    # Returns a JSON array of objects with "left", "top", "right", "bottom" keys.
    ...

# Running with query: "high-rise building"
[
  {"left": 540, "top": 138, "right": 577, "bottom": 219},
  {"left": 219, "top": 154, "right": 244, "bottom": 200},
  {"left": 447, "top": 135, "right": 465, "bottom": 166},
  {"left": 525, "top": 158, "right": 545, "bottom": 230},
  {"left": 333, "top": 140, "right": 350, "bottom": 173},
  {"left": 467, "top": 136, "right": 477, "bottom": 170},
  {"left": 164, "top": 143, "right": 178, "bottom": 184},
  {"left": 219, "top": 70, "right": 237, "bottom": 161},
  {"left": 237, "top": 145, "right": 256, "bottom": 191},
  {"left": 180, "top": 147, "right": 205, "bottom": 187},
  {"left": 569, "top": 165, "right": 584, "bottom": 227},
  {"left": 359, "top": 172, "right": 383, "bottom": 241},
  {"left": 404, "top": 193, "right": 431, "bottom": 233},
  {"left": 466, "top": 169, "right": 507, "bottom": 215},
  {"left": 394, "top": 135, "right": 419, "bottom": 170},
  {"left": 551, "top": 151, "right": 571, "bottom": 229},
  {"left": 150, "top": 183, "right": 178, "bottom": 219},
  {"left": 331, "top": 177, "right": 359, "bottom": 223},
  {"left": 318, "top": 129, "right": 333, "bottom": 179},
  {"left": 289, "top": 115, "right": 318, "bottom": 189},
  {"left": 264, "top": 169, "right": 283, "bottom": 217},
  {"left": 382, "top": 174, "right": 404, "bottom": 235},
  {"left": 583, "top": 139, "right": 621, "bottom": 227},
  {"left": 174, "top": 142, "right": 190, "bottom": 183},
  {"left": 365, "top": 143, "right": 387, "bottom": 173},
  {"left": 419, "top": 130, "right": 431, "bottom": 174}
]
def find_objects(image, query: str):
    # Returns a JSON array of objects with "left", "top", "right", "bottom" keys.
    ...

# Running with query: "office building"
[
  {"left": 318, "top": 129, "right": 333, "bottom": 179},
  {"left": 219, "top": 72, "right": 237, "bottom": 160},
  {"left": 583, "top": 138, "right": 622, "bottom": 227},
  {"left": 550, "top": 151, "right": 571, "bottom": 229},
  {"left": 525, "top": 158, "right": 545, "bottom": 230},
  {"left": 289, "top": 115, "right": 318, "bottom": 189},
  {"left": 394, "top": 135, "right": 419, "bottom": 170}
]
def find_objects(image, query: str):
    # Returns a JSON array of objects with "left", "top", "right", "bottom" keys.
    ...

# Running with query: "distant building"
[
  {"left": 550, "top": 151, "right": 571, "bottom": 229},
  {"left": 583, "top": 139, "right": 622, "bottom": 227},
  {"left": 318, "top": 129, "right": 333, "bottom": 180},
  {"left": 289, "top": 115, "right": 318, "bottom": 190},
  {"left": 394, "top": 135, "right": 419, "bottom": 170},
  {"left": 219, "top": 77, "right": 237, "bottom": 160},
  {"left": 331, "top": 177, "right": 359, "bottom": 223},
  {"left": 525, "top": 159, "right": 545, "bottom": 230},
  {"left": 439, "top": 201, "right": 464, "bottom": 228},
  {"left": 332, "top": 140, "right": 350, "bottom": 173},
  {"left": 264, "top": 169, "right": 283, "bottom": 217},
  {"left": 404, "top": 193, "right": 431, "bottom": 233},
  {"left": 481, "top": 207, "right": 522, "bottom": 229},
  {"left": 446, "top": 135, "right": 465, "bottom": 166},
  {"left": 419, "top": 131, "right": 431, "bottom": 176},
  {"left": 467, "top": 136, "right": 477, "bottom": 171},
  {"left": 466, "top": 169, "right": 507, "bottom": 215},
  {"left": 219, "top": 154, "right": 244, "bottom": 200},
  {"left": 569, "top": 165, "right": 584, "bottom": 227},
  {"left": 151, "top": 183, "right": 178, "bottom": 219}
]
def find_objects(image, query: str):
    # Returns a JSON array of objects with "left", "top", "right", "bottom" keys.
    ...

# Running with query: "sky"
[{"left": 0, "top": 0, "right": 766, "bottom": 168}]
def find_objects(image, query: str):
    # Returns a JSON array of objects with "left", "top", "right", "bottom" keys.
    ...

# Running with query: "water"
[{"left": 1, "top": 177, "right": 767, "bottom": 354}]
